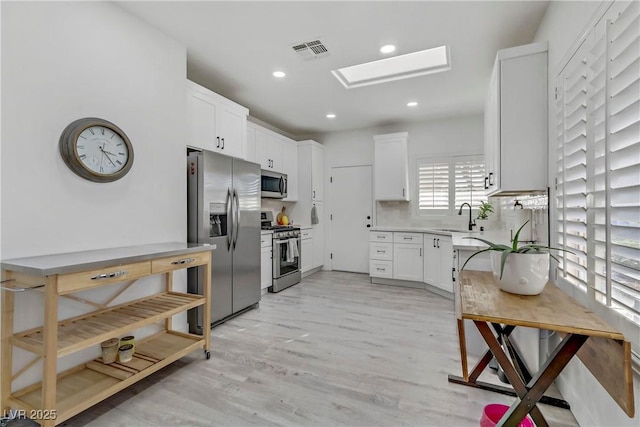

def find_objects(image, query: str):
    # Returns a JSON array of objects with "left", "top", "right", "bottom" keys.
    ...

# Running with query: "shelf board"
[
  {"left": 9, "top": 331, "right": 204, "bottom": 425},
  {"left": 12, "top": 292, "right": 204, "bottom": 357}
]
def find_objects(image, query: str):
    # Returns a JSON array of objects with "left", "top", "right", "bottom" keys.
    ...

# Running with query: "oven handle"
[{"left": 274, "top": 237, "right": 301, "bottom": 244}]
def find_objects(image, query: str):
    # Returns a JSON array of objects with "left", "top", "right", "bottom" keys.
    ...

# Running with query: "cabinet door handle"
[
  {"left": 437, "top": 239, "right": 440, "bottom": 248},
  {"left": 216, "top": 137, "right": 220, "bottom": 148},
  {"left": 433, "top": 238, "right": 436, "bottom": 248},
  {"left": 452, "top": 267, "right": 456, "bottom": 282},
  {"left": 221, "top": 138, "right": 225, "bottom": 150},
  {"left": 91, "top": 271, "right": 128, "bottom": 280},
  {"left": 489, "top": 172, "right": 494, "bottom": 186},
  {"left": 484, "top": 176, "right": 489, "bottom": 190},
  {"left": 313, "top": 190, "right": 316, "bottom": 198},
  {"left": 171, "top": 257, "right": 196, "bottom": 265},
  {"left": 420, "top": 248, "right": 422, "bottom": 257},
  {"left": 402, "top": 188, "right": 405, "bottom": 197}
]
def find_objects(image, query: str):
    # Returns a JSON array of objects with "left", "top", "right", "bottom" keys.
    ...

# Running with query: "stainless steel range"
[{"left": 261, "top": 211, "right": 301, "bottom": 292}]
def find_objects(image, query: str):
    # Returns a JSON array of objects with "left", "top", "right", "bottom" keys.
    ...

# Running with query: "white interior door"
[{"left": 330, "top": 166, "right": 373, "bottom": 273}]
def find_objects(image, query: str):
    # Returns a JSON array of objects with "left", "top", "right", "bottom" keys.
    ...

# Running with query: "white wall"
[
  {"left": 1, "top": 1, "right": 187, "bottom": 390},
  {"left": 317, "top": 114, "right": 484, "bottom": 227},
  {"left": 534, "top": 1, "right": 640, "bottom": 426}
]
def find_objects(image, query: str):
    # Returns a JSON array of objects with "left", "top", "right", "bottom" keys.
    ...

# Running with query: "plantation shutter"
[
  {"left": 454, "top": 157, "right": 485, "bottom": 210},
  {"left": 594, "top": 1, "right": 640, "bottom": 319},
  {"left": 556, "top": 40, "right": 589, "bottom": 291},
  {"left": 557, "top": 0, "right": 640, "bottom": 323},
  {"left": 418, "top": 161, "right": 449, "bottom": 211}
]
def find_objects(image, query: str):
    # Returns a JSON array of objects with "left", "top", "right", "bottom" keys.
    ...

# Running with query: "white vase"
[{"left": 490, "top": 252, "right": 550, "bottom": 295}]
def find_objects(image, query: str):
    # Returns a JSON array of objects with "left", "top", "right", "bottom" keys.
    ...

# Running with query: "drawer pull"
[
  {"left": 91, "top": 271, "right": 128, "bottom": 280},
  {"left": 171, "top": 257, "right": 196, "bottom": 265},
  {"left": 376, "top": 250, "right": 386, "bottom": 253},
  {"left": 377, "top": 236, "right": 385, "bottom": 239},
  {"left": 0, "top": 279, "right": 44, "bottom": 292},
  {"left": 376, "top": 268, "right": 385, "bottom": 271},
  {"left": 404, "top": 237, "right": 412, "bottom": 240}
]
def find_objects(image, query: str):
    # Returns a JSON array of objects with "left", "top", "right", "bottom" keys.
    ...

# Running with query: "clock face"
[
  {"left": 60, "top": 118, "right": 134, "bottom": 182},
  {"left": 75, "top": 125, "right": 130, "bottom": 175}
]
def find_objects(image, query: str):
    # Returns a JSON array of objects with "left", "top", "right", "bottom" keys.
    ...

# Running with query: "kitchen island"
[{"left": 1, "top": 243, "right": 215, "bottom": 426}]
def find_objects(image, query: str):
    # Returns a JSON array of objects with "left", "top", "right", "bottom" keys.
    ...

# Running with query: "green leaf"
[
  {"left": 512, "top": 220, "right": 530, "bottom": 251},
  {"left": 517, "top": 244, "right": 575, "bottom": 255},
  {"left": 499, "top": 249, "right": 513, "bottom": 279},
  {"left": 463, "top": 236, "right": 510, "bottom": 251},
  {"left": 460, "top": 248, "right": 494, "bottom": 271}
]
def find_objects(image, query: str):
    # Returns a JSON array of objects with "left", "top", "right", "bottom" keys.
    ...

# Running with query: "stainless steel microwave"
[{"left": 261, "top": 170, "right": 288, "bottom": 199}]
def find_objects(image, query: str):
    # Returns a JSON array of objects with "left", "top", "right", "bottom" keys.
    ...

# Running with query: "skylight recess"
[{"left": 332, "top": 45, "right": 450, "bottom": 89}]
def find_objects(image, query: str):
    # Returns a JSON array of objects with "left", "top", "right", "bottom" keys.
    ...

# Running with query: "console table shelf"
[{"left": 1, "top": 243, "right": 214, "bottom": 426}]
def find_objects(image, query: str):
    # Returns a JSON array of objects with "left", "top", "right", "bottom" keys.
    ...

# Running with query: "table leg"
[
  {"left": 474, "top": 321, "right": 548, "bottom": 427},
  {"left": 202, "top": 256, "right": 211, "bottom": 353},
  {"left": 500, "top": 333, "right": 588, "bottom": 426},
  {"left": 165, "top": 272, "right": 173, "bottom": 330},
  {"left": 41, "top": 276, "right": 58, "bottom": 427},
  {"left": 470, "top": 324, "right": 515, "bottom": 382},
  {"left": 1, "top": 272, "right": 15, "bottom": 413}
]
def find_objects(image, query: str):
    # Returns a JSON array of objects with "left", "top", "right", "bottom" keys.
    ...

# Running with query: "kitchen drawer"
[
  {"left": 301, "top": 229, "right": 312, "bottom": 240},
  {"left": 370, "top": 260, "right": 393, "bottom": 279},
  {"left": 57, "top": 261, "right": 151, "bottom": 295},
  {"left": 393, "top": 232, "right": 422, "bottom": 244},
  {"left": 370, "top": 242, "right": 393, "bottom": 260},
  {"left": 151, "top": 251, "right": 211, "bottom": 274},
  {"left": 370, "top": 231, "right": 392, "bottom": 242},
  {"left": 261, "top": 235, "right": 272, "bottom": 247}
]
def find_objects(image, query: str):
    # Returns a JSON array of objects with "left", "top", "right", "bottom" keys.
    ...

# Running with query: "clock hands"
[{"left": 99, "top": 145, "right": 117, "bottom": 168}]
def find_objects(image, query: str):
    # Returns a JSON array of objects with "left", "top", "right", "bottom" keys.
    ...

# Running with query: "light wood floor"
[{"left": 58, "top": 271, "right": 578, "bottom": 426}]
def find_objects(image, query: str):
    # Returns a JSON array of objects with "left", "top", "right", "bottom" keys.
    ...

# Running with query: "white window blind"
[
  {"left": 455, "top": 158, "right": 486, "bottom": 209},
  {"left": 418, "top": 155, "right": 485, "bottom": 214},
  {"left": 556, "top": 0, "right": 640, "bottom": 324},
  {"left": 418, "top": 161, "right": 449, "bottom": 211}
]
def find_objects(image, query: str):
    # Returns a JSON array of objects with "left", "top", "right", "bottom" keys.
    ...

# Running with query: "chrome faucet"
[{"left": 458, "top": 203, "right": 476, "bottom": 231}]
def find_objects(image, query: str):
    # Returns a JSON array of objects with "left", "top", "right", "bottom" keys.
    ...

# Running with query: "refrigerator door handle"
[
  {"left": 232, "top": 189, "right": 240, "bottom": 250},
  {"left": 226, "top": 187, "right": 233, "bottom": 250}
]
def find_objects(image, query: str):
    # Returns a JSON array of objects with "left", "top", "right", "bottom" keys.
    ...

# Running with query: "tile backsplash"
[{"left": 375, "top": 194, "right": 549, "bottom": 244}]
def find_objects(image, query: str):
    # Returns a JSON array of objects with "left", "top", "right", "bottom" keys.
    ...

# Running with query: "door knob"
[
  {"left": 367, "top": 216, "right": 371, "bottom": 220},
  {"left": 366, "top": 224, "right": 371, "bottom": 228}
]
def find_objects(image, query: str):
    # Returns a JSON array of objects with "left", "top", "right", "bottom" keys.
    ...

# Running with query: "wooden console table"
[
  {"left": 449, "top": 271, "right": 634, "bottom": 427},
  {"left": 1, "top": 243, "right": 214, "bottom": 426}
]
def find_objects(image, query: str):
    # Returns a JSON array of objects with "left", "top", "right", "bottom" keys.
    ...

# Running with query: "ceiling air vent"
[{"left": 291, "top": 39, "right": 330, "bottom": 60}]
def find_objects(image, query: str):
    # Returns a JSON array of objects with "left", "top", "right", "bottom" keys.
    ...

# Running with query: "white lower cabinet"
[
  {"left": 423, "top": 233, "right": 454, "bottom": 293},
  {"left": 301, "top": 228, "right": 313, "bottom": 273},
  {"left": 392, "top": 232, "right": 423, "bottom": 282},
  {"left": 393, "top": 243, "right": 423, "bottom": 282},
  {"left": 260, "top": 234, "right": 272, "bottom": 290}
]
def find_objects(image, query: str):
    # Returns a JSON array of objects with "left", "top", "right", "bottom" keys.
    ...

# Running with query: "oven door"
[{"left": 273, "top": 237, "right": 300, "bottom": 278}]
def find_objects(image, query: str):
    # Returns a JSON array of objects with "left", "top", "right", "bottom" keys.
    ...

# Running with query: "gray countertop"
[{"left": 0, "top": 242, "right": 216, "bottom": 276}]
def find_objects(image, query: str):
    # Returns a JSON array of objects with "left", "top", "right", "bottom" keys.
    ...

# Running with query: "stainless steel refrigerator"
[{"left": 187, "top": 149, "right": 261, "bottom": 333}]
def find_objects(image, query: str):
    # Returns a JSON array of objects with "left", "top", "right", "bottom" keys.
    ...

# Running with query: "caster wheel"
[{"left": 205, "top": 350, "right": 211, "bottom": 359}]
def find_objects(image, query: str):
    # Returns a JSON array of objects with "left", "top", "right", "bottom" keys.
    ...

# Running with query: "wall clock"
[{"left": 59, "top": 117, "right": 134, "bottom": 183}]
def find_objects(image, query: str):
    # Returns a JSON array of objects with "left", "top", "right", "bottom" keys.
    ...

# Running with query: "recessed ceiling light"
[
  {"left": 326, "top": 113, "right": 336, "bottom": 119},
  {"left": 272, "top": 71, "right": 286, "bottom": 78},
  {"left": 380, "top": 44, "right": 396, "bottom": 54},
  {"left": 407, "top": 101, "right": 418, "bottom": 107},
  {"left": 332, "top": 45, "right": 450, "bottom": 89}
]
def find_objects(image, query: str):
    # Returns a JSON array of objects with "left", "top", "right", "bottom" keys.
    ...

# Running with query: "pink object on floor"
[{"left": 480, "top": 404, "right": 535, "bottom": 427}]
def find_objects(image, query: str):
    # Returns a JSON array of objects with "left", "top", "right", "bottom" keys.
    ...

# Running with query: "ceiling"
[{"left": 116, "top": 1, "right": 548, "bottom": 136}]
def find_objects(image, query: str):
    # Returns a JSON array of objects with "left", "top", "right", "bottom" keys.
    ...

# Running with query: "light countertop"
[
  {"left": 370, "top": 227, "right": 512, "bottom": 250},
  {"left": 0, "top": 242, "right": 216, "bottom": 276}
]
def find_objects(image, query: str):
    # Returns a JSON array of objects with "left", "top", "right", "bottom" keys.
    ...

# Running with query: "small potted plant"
[
  {"left": 460, "top": 221, "right": 573, "bottom": 295},
  {"left": 476, "top": 201, "right": 494, "bottom": 220}
]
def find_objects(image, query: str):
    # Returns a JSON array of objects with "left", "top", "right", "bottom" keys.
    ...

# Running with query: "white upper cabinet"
[
  {"left": 246, "top": 125, "right": 256, "bottom": 163},
  {"left": 281, "top": 137, "right": 298, "bottom": 202},
  {"left": 374, "top": 132, "right": 410, "bottom": 201},
  {"left": 254, "top": 125, "right": 282, "bottom": 171},
  {"left": 187, "top": 80, "right": 248, "bottom": 159},
  {"left": 484, "top": 42, "right": 548, "bottom": 196},
  {"left": 298, "top": 141, "right": 324, "bottom": 203}
]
